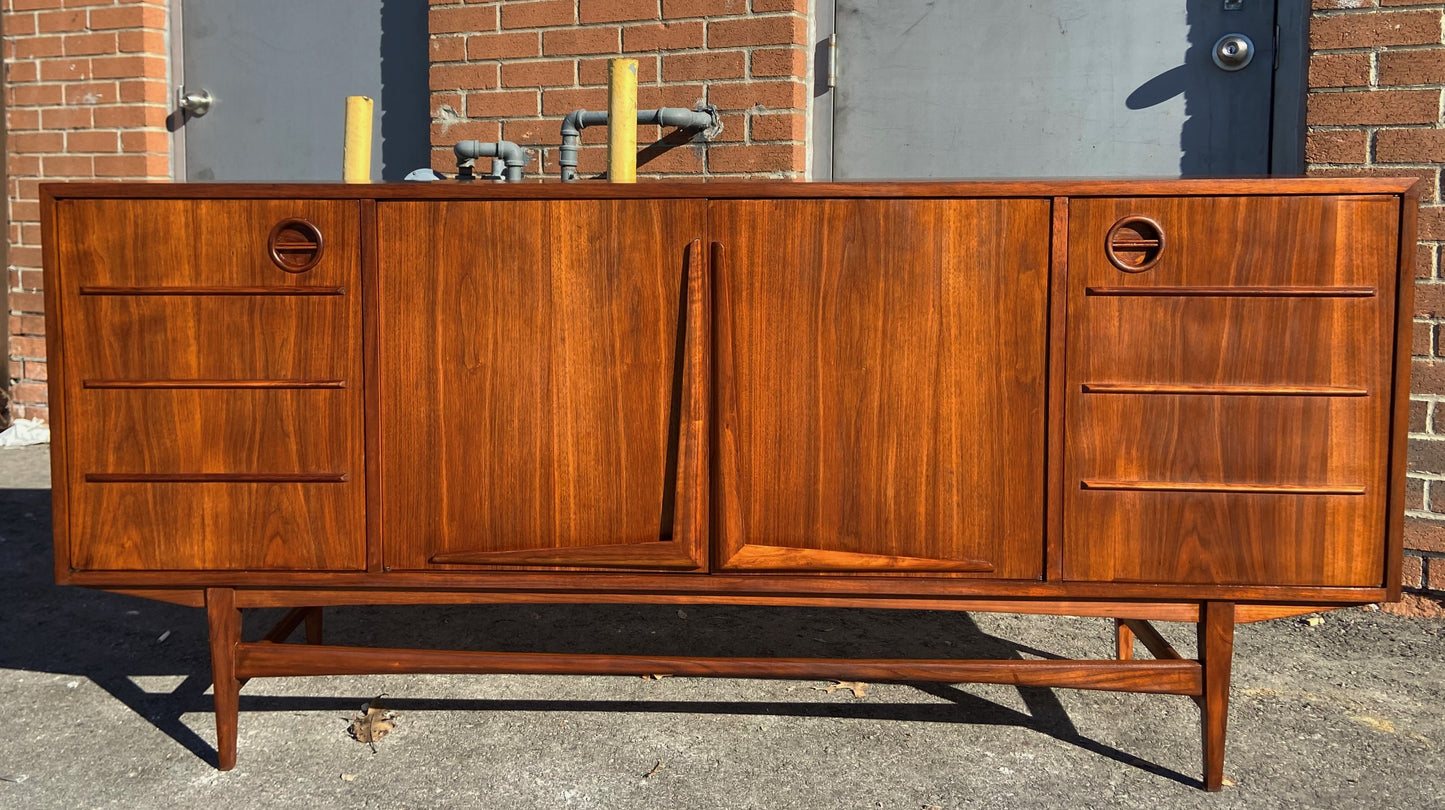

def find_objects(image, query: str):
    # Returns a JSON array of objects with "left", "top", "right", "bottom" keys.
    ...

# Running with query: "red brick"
[
  {"left": 65, "top": 130, "right": 118, "bottom": 152},
  {"left": 500, "top": 59, "right": 575, "bottom": 88},
  {"left": 7, "top": 61, "right": 39, "bottom": 83},
  {"left": 10, "top": 383, "right": 47, "bottom": 406},
  {"left": 1416, "top": 280, "right": 1445, "bottom": 318},
  {"left": 6, "top": 13, "right": 36, "bottom": 35},
  {"left": 1377, "top": 128, "right": 1445, "bottom": 163},
  {"left": 1383, "top": 0, "right": 1445, "bottom": 5},
  {"left": 117, "top": 79, "right": 168, "bottom": 103},
  {"left": 637, "top": 82, "right": 705, "bottom": 110},
  {"left": 36, "top": 9, "right": 87, "bottom": 32},
  {"left": 88, "top": 4, "right": 165, "bottom": 30},
  {"left": 542, "top": 26, "right": 620, "bottom": 56},
  {"left": 10, "top": 131, "right": 64, "bottom": 153},
  {"left": 1403, "top": 554, "right": 1424, "bottom": 588},
  {"left": 707, "top": 79, "right": 806, "bottom": 111},
  {"left": 93, "top": 154, "right": 168, "bottom": 177},
  {"left": 1306, "top": 128, "right": 1368, "bottom": 163},
  {"left": 431, "top": 35, "right": 467, "bottom": 62},
  {"left": 432, "top": 5, "right": 498, "bottom": 34},
  {"left": 707, "top": 143, "right": 805, "bottom": 173},
  {"left": 1311, "top": 10, "right": 1442, "bottom": 50},
  {"left": 465, "top": 88, "right": 541, "bottom": 118},
  {"left": 541, "top": 86, "right": 610, "bottom": 116},
  {"left": 662, "top": 50, "right": 745, "bottom": 81},
  {"left": 1416, "top": 320, "right": 1435, "bottom": 356},
  {"left": 40, "top": 153, "right": 94, "bottom": 176},
  {"left": 11, "top": 405, "right": 49, "bottom": 423},
  {"left": 637, "top": 145, "right": 703, "bottom": 174},
  {"left": 1420, "top": 243, "right": 1439, "bottom": 279},
  {"left": 13, "top": 35, "right": 64, "bottom": 59},
  {"left": 1307, "top": 89, "right": 1441, "bottom": 125},
  {"left": 751, "top": 111, "right": 806, "bottom": 141},
  {"left": 751, "top": 46, "right": 807, "bottom": 78},
  {"left": 431, "top": 63, "right": 500, "bottom": 91},
  {"left": 63, "top": 32, "right": 118, "bottom": 56},
  {"left": 1411, "top": 399, "right": 1430, "bottom": 433},
  {"left": 1309, "top": 52, "right": 1371, "bottom": 88},
  {"left": 751, "top": 0, "right": 806, "bottom": 10},
  {"left": 62, "top": 81, "right": 119, "bottom": 105},
  {"left": 9, "top": 337, "right": 46, "bottom": 360},
  {"left": 116, "top": 30, "right": 167, "bottom": 54},
  {"left": 1404, "top": 518, "right": 1445, "bottom": 552},
  {"left": 707, "top": 15, "right": 806, "bottom": 48},
  {"left": 39, "top": 58, "right": 90, "bottom": 81},
  {"left": 120, "top": 130, "right": 168, "bottom": 153},
  {"left": 8, "top": 292, "right": 45, "bottom": 314},
  {"left": 662, "top": 0, "right": 744, "bottom": 18},
  {"left": 93, "top": 105, "right": 167, "bottom": 128},
  {"left": 90, "top": 55, "right": 166, "bottom": 79},
  {"left": 500, "top": 119, "right": 550, "bottom": 145},
  {"left": 1378, "top": 48, "right": 1445, "bottom": 86},
  {"left": 1421, "top": 205, "right": 1445, "bottom": 240},
  {"left": 24, "top": 360, "right": 48, "bottom": 383},
  {"left": 467, "top": 31, "right": 541, "bottom": 60},
  {"left": 578, "top": 55, "right": 657, "bottom": 85},
  {"left": 622, "top": 21, "right": 703, "bottom": 51},
  {"left": 580, "top": 0, "right": 658, "bottom": 24},
  {"left": 501, "top": 0, "right": 574, "bottom": 29}
]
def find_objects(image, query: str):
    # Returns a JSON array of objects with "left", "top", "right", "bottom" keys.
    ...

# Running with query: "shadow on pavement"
[{"left": 0, "top": 484, "right": 1195, "bottom": 787}]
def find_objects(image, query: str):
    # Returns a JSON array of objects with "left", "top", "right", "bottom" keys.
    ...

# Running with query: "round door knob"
[{"left": 1212, "top": 34, "right": 1254, "bottom": 72}]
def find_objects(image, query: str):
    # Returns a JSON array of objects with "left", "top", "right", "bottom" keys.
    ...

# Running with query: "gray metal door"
[
  {"left": 828, "top": 1, "right": 1294, "bottom": 178},
  {"left": 175, "top": 0, "right": 428, "bottom": 181}
]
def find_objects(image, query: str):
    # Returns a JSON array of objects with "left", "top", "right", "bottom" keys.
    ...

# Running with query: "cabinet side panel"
[{"left": 712, "top": 198, "right": 1050, "bottom": 578}]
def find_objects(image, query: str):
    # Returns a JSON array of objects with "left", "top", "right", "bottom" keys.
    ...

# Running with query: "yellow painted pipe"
[
  {"left": 607, "top": 59, "right": 637, "bottom": 183},
  {"left": 343, "top": 95, "right": 374, "bottom": 183}
]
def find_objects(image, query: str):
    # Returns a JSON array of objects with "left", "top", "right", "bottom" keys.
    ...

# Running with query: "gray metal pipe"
[
  {"left": 453, "top": 140, "right": 531, "bottom": 182},
  {"left": 559, "top": 106, "right": 718, "bottom": 182}
]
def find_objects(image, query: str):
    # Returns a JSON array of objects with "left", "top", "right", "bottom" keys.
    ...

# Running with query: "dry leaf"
[
  {"left": 348, "top": 694, "right": 396, "bottom": 753},
  {"left": 340, "top": 773, "right": 358, "bottom": 782},
  {"left": 1304, "top": 616, "right": 1325, "bottom": 627},
  {"left": 643, "top": 760, "right": 663, "bottom": 778},
  {"left": 1221, "top": 776, "right": 1236, "bottom": 787},
  {"left": 814, "top": 680, "right": 868, "bottom": 698},
  {"left": 642, "top": 673, "right": 672, "bottom": 680}
]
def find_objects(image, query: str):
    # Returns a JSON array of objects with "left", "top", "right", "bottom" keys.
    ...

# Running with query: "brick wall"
[
  {"left": 427, "top": 0, "right": 810, "bottom": 179},
  {"left": 1307, "top": 0, "right": 1445, "bottom": 594},
  {"left": 3, "top": 0, "right": 171, "bottom": 423}
]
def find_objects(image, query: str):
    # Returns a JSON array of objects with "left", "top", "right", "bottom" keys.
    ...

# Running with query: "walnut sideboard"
[{"left": 41, "top": 179, "right": 1418, "bottom": 789}]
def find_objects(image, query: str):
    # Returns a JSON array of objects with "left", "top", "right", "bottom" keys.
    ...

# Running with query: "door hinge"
[{"left": 827, "top": 33, "right": 837, "bottom": 90}]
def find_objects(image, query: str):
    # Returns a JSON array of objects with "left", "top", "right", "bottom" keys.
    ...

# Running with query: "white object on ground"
[{"left": 0, "top": 418, "right": 49, "bottom": 447}]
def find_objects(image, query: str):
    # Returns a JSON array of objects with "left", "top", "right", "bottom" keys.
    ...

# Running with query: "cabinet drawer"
[
  {"left": 56, "top": 199, "right": 357, "bottom": 290},
  {"left": 1070, "top": 195, "right": 1398, "bottom": 291},
  {"left": 66, "top": 295, "right": 349, "bottom": 381}
]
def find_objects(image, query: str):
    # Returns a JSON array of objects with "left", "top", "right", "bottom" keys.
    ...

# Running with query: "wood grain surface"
[
  {"left": 710, "top": 199, "right": 1050, "bottom": 577},
  {"left": 1065, "top": 196, "right": 1399, "bottom": 586},
  {"left": 376, "top": 199, "right": 708, "bottom": 571},
  {"left": 55, "top": 198, "right": 365, "bottom": 571}
]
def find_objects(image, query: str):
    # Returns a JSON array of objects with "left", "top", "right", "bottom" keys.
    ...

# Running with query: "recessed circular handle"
[
  {"left": 1105, "top": 216, "right": 1166, "bottom": 273},
  {"left": 268, "top": 218, "right": 324, "bottom": 273}
]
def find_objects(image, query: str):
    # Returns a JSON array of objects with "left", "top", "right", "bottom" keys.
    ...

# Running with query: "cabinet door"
[
  {"left": 378, "top": 200, "right": 708, "bottom": 571},
  {"left": 711, "top": 199, "right": 1050, "bottom": 577},
  {"left": 1064, "top": 195, "right": 1400, "bottom": 586},
  {"left": 56, "top": 198, "right": 365, "bottom": 571}
]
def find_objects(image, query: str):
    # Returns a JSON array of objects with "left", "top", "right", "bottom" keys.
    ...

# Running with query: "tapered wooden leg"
[
  {"left": 1199, "top": 601, "right": 1236, "bottom": 791},
  {"left": 304, "top": 607, "right": 323, "bottom": 645},
  {"left": 206, "top": 587, "right": 243, "bottom": 771},
  {"left": 1114, "top": 619, "right": 1135, "bottom": 660}
]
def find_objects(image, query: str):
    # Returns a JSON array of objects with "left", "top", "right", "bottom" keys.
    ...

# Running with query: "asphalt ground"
[{"left": 1, "top": 444, "right": 1442, "bottom": 809}]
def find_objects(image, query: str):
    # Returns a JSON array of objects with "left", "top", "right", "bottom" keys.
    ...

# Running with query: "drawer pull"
[
  {"left": 1105, "top": 216, "right": 1165, "bottom": 272},
  {"left": 268, "top": 218, "right": 325, "bottom": 273}
]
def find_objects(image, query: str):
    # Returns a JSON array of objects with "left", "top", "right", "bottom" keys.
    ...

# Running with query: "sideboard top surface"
[{"left": 39, "top": 177, "right": 1420, "bottom": 202}]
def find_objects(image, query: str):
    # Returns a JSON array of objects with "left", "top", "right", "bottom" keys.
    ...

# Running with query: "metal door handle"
[
  {"left": 178, "top": 87, "right": 213, "bottom": 117},
  {"left": 1212, "top": 34, "right": 1254, "bottom": 71}
]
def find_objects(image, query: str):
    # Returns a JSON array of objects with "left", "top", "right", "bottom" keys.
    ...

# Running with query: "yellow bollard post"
[
  {"left": 343, "top": 96, "right": 374, "bottom": 183},
  {"left": 607, "top": 59, "right": 637, "bottom": 183}
]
